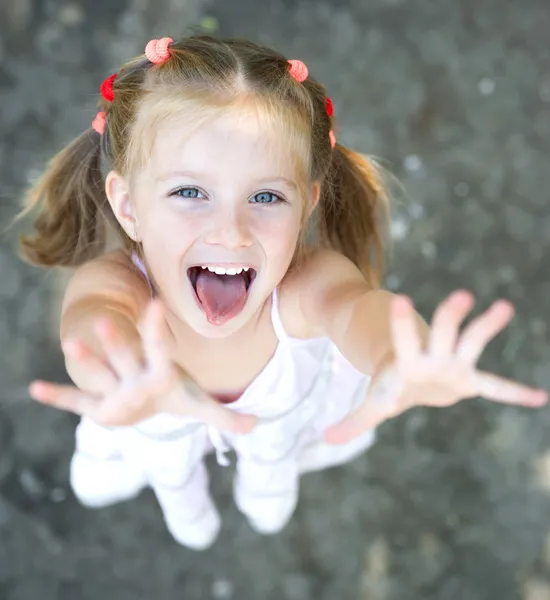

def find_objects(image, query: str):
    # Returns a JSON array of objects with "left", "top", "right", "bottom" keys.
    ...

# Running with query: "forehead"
[{"left": 144, "top": 102, "right": 309, "bottom": 183}]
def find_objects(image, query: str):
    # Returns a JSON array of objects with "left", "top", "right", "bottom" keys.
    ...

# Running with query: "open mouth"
[{"left": 188, "top": 266, "right": 257, "bottom": 326}]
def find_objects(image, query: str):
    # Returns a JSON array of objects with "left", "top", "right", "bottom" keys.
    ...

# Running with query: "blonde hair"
[{"left": 18, "top": 35, "right": 389, "bottom": 286}]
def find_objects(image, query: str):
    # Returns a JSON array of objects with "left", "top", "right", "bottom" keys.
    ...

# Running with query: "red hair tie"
[
  {"left": 288, "top": 59, "right": 308, "bottom": 82},
  {"left": 92, "top": 111, "right": 106, "bottom": 135},
  {"left": 100, "top": 73, "right": 117, "bottom": 103},
  {"left": 326, "top": 96, "right": 334, "bottom": 117},
  {"left": 145, "top": 37, "right": 173, "bottom": 64}
]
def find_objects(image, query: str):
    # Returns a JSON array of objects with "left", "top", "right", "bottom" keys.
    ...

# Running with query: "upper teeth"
[{"left": 202, "top": 266, "right": 249, "bottom": 275}]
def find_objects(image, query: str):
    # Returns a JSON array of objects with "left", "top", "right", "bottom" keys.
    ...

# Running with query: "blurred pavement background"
[{"left": 1, "top": 0, "right": 549, "bottom": 598}]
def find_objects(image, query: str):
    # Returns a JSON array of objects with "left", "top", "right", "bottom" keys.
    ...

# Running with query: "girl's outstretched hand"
[
  {"left": 325, "top": 291, "right": 547, "bottom": 444},
  {"left": 29, "top": 300, "right": 257, "bottom": 434}
]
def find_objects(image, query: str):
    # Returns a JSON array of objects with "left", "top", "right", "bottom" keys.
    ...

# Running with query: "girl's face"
[{"left": 110, "top": 108, "right": 317, "bottom": 338}]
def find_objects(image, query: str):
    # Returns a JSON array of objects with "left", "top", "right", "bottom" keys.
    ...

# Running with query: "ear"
[
  {"left": 105, "top": 170, "right": 139, "bottom": 241},
  {"left": 307, "top": 182, "right": 321, "bottom": 217}
]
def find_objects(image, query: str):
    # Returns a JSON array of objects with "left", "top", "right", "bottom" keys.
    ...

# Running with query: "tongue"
[{"left": 195, "top": 270, "right": 247, "bottom": 325}]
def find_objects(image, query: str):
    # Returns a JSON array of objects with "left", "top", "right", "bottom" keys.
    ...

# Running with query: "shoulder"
[
  {"left": 284, "top": 247, "right": 371, "bottom": 300},
  {"left": 61, "top": 250, "right": 150, "bottom": 320},
  {"left": 279, "top": 248, "right": 372, "bottom": 338}
]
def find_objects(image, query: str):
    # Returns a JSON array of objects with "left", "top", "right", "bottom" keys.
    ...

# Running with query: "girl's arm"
[
  {"left": 59, "top": 253, "right": 150, "bottom": 394},
  {"left": 292, "top": 249, "right": 546, "bottom": 443},
  {"left": 31, "top": 253, "right": 256, "bottom": 433}
]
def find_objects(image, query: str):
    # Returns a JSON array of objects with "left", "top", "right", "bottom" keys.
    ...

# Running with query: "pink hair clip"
[
  {"left": 145, "top": 37, "right": 173, "bottom": 64},
  {"left": 288, "top": 59, "right": 308, "bottom": 83},
  {"left": 92, "top": 111, "right": 106, "bottom": 135},
  {"left": 100, "top": 73, "right": 117, "bottom": 103},
  {"left": 329, "top": 130, "right": 336, "bottom": 148}
]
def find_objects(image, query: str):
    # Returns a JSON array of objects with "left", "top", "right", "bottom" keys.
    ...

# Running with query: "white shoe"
[
  {"left": 234, "top": 482, "right": 298, "bottom": 535},
  {"left": 70, "top": 452, "right": 146, "bottom": 508},
  {"left": 164, "top": 496, "right": 221, "bottom": 550}
]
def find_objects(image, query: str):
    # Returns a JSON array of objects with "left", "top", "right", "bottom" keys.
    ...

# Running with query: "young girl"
[{"left": 19, "top": 35, "right": 546, "bottom": 550}]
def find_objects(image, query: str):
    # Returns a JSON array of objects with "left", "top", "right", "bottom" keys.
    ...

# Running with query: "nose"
[{"left": 204, "top": 206, "right": 253, "bottom": 249}]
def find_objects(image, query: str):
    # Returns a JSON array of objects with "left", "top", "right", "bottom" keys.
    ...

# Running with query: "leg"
[
  {"left": 234, "top": 454, "right": 299, "bottom": 535},
  {"left": 152, "top": 461, "right": 220, "bottom": 551},
  {"left": 70, "top": 417, "right": 146, "bottom": 508},
  {"left": 133, "top": 424, "right": 220, "bottom": 551}
]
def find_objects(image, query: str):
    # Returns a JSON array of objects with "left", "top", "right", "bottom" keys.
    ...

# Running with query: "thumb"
[
  {"left": 188, "top": 395, "right": 258, "bottom": 434},
  {"left": 164, "top": 378, "right": 258, "bottom": 434}
]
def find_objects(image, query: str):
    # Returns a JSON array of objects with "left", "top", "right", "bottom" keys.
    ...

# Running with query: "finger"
[
  {"left": 62, "top": 338, "right": 118, "bottom": 391},
  {"left": 180, "top": 385, "right": 257, "bottom": 434},
  {"left": 475, "top": 371, "right": 548, "bottom": 407},
  {"left": 391, "top": 295, "right": 421, "bottom": 362},
  {"left": 95, "top": 316, "right": 142, "bottom": 380},
  {"left": 29, "top": 381, "right": 100, "bottom": 417},
  {"left": 428, "top": 290, "right": 474, "bottom": 356},
  {"left": 456, "top": 300, "right": 514, "bottom": 363},
  {"left": 141, "top": 300, "right": 171, "bottom": 375},
  {"left": 200, "top": 402, "right": 258, "bottom": 434}
]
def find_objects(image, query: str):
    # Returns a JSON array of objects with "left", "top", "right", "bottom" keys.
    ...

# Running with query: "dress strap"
[
  {"left": 131, "top": 252, "right": 154, "bottom": 299},
  {"left": 270, "top": 288, "right": 289, "bottom": 342}
]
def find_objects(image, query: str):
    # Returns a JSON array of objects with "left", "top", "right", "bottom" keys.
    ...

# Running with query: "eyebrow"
[{"left": 154, "top": 170, "right": 298, "bottom": 191}]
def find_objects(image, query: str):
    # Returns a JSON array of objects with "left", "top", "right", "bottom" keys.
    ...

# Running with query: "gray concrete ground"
[{"left": 1, "top": 0, "right": 549, "bottom": 598}]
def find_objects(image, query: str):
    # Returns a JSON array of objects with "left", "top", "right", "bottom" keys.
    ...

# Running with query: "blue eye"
[
  {"left": 171, "top": 187, "right": 205, "bottom": 199},
  {"left": 251, "top": 191, "right": 283, "bottom": 204}
]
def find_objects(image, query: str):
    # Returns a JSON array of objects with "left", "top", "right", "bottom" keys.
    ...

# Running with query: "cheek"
[
  {"left": 137, "top": 212, "right": 198, "bottom": 286},
  {"left": 140, "top": 205, "right": 198, "bottom": 250},
  {"left": 253, "top": 210, "right": 302, "bottom": 258}
]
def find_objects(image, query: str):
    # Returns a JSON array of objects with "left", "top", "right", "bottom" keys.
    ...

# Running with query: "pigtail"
[
  {"left": 318, "top": 145, "right": 389, "bottom": 287},
  {"left": 17, "top": 128, "right": 115, "bottom": 267}
]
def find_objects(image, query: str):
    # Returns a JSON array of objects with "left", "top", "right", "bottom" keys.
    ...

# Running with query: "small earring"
[{"left": 131, "top": 225, "right": 138, "bottom": 241}]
